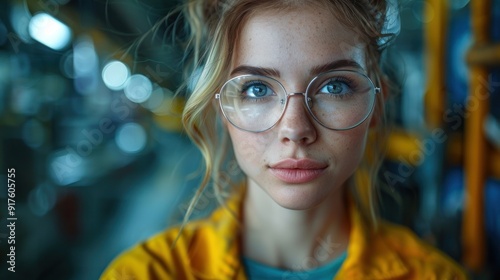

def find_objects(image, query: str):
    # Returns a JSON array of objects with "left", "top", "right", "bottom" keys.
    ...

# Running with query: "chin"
[{"left": 267, "top": 185, "right": 332, "bottom": 210}]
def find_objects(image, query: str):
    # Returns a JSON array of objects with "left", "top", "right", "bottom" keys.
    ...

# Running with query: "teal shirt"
[{"left": 242, "top": 251, "right": 347, "bottom": 280}]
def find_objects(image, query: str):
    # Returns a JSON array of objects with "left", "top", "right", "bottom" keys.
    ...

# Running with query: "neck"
[{"left": 242, "top": 180, "right": 350, "bottom": 270}]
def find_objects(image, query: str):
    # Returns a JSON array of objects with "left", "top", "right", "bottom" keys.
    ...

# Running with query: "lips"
[{"left": 269, "top": 159, "right": 327, "bottom": 184}]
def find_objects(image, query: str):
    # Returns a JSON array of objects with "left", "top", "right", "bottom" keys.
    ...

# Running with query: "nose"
[{"left": 277, "top": 94, "right": 317, "bottom": 145}]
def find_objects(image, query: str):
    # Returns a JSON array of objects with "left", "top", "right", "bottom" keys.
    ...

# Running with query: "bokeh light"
[
  {"left": 28, "top": 184, "right": 57, "bottom": 217},
  {"left": 49, "top": 150, "right": 86, "bottom": 186},
  {"left": 102, "top": 60, "right": 130, "bottom": 90},
  {"left": 115, "top": 122, "right": 147, "bottom": 154},
  {"left": 74, "top": 39, "right": 98, "bottom": 75},
  {"left": 413, "top": 1, "right": 434, "bottom": 24},
  {"left": 73, "top": 37, "right": 99, "bottom": 94},
  {"left": 124, "top": 74, "right": 152, "bottom": 103},
  {"left": 28, "top": 13, "right": 72, "bottom": 50},
  {"left": 10, "top": 4, "right": 32, "bottom": 43},
  {"left": 142, "top": 86, "right": 166, "bottom": 111}
]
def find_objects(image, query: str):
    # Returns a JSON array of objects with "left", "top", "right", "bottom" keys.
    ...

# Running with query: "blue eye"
[
  {"left": 319, "top": 80, "right": 352, "bottom": 96},
  {"left": 242, "top": 82, "right": 274, "bottom": 98}
]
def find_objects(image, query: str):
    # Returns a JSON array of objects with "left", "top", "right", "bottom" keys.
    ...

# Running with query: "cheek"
[
  {"left": 227, "top": 127, "right": 272, "bottom": 170},
  {"left": 326, "top": 125, "right": 369, "bottom": 167},
  {"left": 346, "top": 128, "right": 368, "bottom": 151}
]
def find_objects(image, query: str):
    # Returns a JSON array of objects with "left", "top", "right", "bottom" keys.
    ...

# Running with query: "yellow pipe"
[
  {"left": 491, "top": 148, "right": 500, "bottom": 180},
  {"left": 463, "top": 0, "right": 491, "bottom": 271},
  {"left": 385, "top": 131, "right": 422, "bottom": 166},
  {"left": 424, "top": 0, "right": 448, "bottom": 128},
  {"left": 385, "top": 130, "right": 500, "bottom": 178},
  {"left": 467, "top": 43, "right": 500, "bottom": 66},
  {"left": 463, "top": 67, "right": 489, "bottom": 271}
]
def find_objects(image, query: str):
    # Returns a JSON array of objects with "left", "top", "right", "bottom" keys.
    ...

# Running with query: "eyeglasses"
[{"left": 215, "top": 70, "right": 380, "bottom": 132}]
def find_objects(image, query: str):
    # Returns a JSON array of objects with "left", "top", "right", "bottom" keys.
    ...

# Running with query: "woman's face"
[{"left": 226, "top": 5, "right": 373, "bottom": 210}]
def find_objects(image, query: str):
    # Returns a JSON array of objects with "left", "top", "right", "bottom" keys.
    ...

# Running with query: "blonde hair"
[{"left": 177, "top": 0, "right": 397, "bottom": 227}]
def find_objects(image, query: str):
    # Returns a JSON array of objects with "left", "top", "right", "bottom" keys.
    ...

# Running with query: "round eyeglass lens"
[
  {"left": 218, "top": 75, "right": 286, "bottom": 132},
  {"left": 306, "top": 71, "right": 376, "bottom": 130}
]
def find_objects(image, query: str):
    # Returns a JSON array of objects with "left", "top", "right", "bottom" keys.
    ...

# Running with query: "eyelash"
[
  {"left": 325, "top": 77, "right": 356, "bottom": 88},
  {"left": 239, "top": 80, "right": 275, "bottom": 102},
  {"left": 240, "top": 80, "right": 268, "bottom": 93},
  {"left": 317, "top": 77, "right": 357, "bottom": 98}
]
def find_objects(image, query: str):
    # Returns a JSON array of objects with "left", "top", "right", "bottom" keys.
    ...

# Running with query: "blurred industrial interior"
[{"left": 0, "top": 0, "right": 499, "bottom": 279}]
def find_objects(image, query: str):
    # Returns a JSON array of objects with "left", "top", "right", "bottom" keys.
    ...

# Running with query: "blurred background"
[{"left": 0, "top": 0, "right": 499, "bottom": 279}]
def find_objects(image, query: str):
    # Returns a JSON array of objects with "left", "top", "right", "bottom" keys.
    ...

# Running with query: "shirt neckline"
[{"left": 242, "top": 251, "right": 347, "bottom": 279}]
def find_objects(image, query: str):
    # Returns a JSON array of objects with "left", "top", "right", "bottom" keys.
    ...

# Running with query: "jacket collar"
[
  {"left": 335, "top": 198, "right": 409, "bottom": 279},
  {"left": 187, "top": 186, "right": 409, "bottom": 279},
  {"left": 187, "top": 185, "right": 247, "bottom": 279}
]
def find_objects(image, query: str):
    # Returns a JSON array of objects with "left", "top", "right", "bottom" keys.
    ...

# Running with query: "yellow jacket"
[{"left": 101, "top": 188, "right": 468, "bottom": 280}]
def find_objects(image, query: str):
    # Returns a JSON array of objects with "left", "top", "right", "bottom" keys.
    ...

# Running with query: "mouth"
[{"left": 269, "top": 159, "right": 327, "bottom": 184}]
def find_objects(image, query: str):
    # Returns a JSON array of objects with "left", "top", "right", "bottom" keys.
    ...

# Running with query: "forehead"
[{"left": 233, "top": 5, "right": 367, "bottom": 74}]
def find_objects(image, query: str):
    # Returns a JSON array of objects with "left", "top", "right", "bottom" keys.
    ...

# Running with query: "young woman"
[{"left": 102, "top": 0, "right": 468, "bottom": 279}]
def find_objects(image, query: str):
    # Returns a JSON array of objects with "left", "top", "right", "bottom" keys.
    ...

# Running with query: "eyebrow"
[
  {"left": 230, "top": 59, "right": 364, "bottom": 78},
  {"left": 230, "top": 65, "right": 281, "bottom": 77},
  {"left": 310, "top": 59, "right": 364, "bottom": 76}
]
